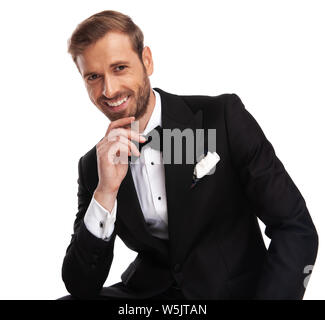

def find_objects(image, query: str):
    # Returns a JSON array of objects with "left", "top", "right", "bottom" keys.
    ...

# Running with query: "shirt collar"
[{"left": 142, "top": 88, "right": 162, "bottom": 136}]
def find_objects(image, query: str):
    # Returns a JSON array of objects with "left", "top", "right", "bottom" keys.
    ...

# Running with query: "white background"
[{"left": 0, "top": 0, "right": 324, "bottom": 299}]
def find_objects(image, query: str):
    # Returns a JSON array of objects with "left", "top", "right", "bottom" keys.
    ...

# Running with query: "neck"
[{"left": 138, "top": 88, "right": 156, "bottom": 133}]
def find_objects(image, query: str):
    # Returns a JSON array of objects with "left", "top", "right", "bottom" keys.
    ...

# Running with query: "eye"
[
  {"left": 87, "top": 74, "right": 99, "bottom": 81},
  {"left": 115, "top": 65, "right": 127, "bottom": 72}
]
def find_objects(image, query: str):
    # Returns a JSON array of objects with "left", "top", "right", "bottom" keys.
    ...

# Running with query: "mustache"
[{"left": 99, "top": 92, "right": 133, "bottom": 103}]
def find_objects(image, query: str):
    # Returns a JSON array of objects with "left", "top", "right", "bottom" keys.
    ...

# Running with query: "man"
[{"left": 60, "top": 10, "right": 318, "bottom": 300}]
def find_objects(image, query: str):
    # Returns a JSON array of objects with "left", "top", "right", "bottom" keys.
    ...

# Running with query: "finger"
[
  {"left": 105, "top": 116, "right": 135, "bottom": 137},
  {"left": 107, "top": 128, "right": 146, "bottom": 143},
  {"left": 115, "top": 135, "right": 140, "bottom": 157},
  {"left": 107, "top": 141, "right": 130, "bottom": 165},
  {"left": 104, "top": 135, "right": 140, "bottom": 157}
]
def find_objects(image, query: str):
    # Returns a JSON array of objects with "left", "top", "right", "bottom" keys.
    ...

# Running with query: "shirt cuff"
[{"left": 83, "top": 195, "right": 117, "bottom": 241}]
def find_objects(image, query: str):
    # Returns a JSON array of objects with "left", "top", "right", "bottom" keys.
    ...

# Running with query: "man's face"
[{"left": 76, "top": 32, "right": 153, "bottom": 122}]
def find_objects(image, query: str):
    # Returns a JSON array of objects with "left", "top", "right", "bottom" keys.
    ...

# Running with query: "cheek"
[
  {"left": 125, "top": 71, "right": 142, "bottom": 87},
  {"left": 87, "top": 85, "right": 99, "bottom": 103}
]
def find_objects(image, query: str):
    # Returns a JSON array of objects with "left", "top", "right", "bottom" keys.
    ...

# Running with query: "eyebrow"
[{"left": 83, "top": 60, "right": 130, "bottom": 79}]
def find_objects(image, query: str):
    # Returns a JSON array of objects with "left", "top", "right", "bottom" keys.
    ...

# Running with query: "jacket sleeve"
[
  {"left": 61, "top": 156, "right": 117, "bottom": 299},
  {"left": 224, "top": 94, "right": 318, "bottom": 299}
]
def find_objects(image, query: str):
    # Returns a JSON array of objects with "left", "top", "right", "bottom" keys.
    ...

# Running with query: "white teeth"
[{"left": 106, "top": 96, "right": 128, "bottom": 107}]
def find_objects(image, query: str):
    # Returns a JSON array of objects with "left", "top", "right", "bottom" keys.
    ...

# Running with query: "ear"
[{"left": 142, "top": 46, "right": 154, "bottom": 76}]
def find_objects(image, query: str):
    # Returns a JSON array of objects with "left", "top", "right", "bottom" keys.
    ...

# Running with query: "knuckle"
[
  {"left": 107, "top": 129, "right": 116, "bottom": 137},
  {"left": 118, "top": 128, "right": 127, "bottom": 136},
  {"left": 113, "top": 128, "right": 121, "bottom": 135},
  {"left": 107, "top": 135, "right": 117, "bottom": 142}
]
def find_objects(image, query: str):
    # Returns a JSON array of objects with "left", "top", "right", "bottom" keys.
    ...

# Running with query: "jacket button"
[{"left": 174, "top": 264, "right": 181, "bottom": 273}]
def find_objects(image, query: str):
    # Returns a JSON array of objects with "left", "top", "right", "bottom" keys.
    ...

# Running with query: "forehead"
[{"left": 76, "top": 32, "right": 138, "bottom": 73}]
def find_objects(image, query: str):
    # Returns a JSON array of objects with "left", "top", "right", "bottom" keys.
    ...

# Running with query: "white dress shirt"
[{"left": 84, "top": 89, "right": 169, "bottom": 241}]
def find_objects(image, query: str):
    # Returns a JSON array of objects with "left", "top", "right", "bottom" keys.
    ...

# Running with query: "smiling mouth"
[{"left": 104, "top": 95, "right": 129, "bottom": 107}]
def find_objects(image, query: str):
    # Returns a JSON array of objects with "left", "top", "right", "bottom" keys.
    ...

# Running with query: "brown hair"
[{"left": 67, "top": 10, "right": 144, "bottom": 67}]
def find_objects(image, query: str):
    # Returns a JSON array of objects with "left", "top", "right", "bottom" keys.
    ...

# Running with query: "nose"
[{"left": 102, "top": 75, "right": 119, "bottom": 99}]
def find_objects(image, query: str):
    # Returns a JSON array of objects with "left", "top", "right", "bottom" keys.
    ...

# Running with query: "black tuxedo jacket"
[{"left": 62, "top": 88, "right": 318, "bottom": 300}]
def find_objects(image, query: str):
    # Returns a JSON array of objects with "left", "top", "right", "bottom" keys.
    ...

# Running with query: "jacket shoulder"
[
  {"left": 80, "top": 144, "right": 97, "bottom": 165},
  {"left": 180, "top": 92, "right": 239, "bottom": 114}
]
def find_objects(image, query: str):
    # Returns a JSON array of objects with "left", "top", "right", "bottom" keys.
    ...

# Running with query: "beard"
[{"left": 98, "top": 70, "right": 151, "bottom": 122}]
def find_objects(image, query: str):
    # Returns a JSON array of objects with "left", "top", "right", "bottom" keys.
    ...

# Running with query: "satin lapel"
[
  {"left": 116, "top": 164, "right": 170, "bottom": 256},
  {"left": 117, "top": 166, "right": 148, "bottom": 235},
  {"left": 154, "top": 87, "right": 203, "bottom": 264}
]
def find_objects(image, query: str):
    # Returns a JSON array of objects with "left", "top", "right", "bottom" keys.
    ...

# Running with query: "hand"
[{"left": 95, "top": 116, "right": 146, "bottom": 196}]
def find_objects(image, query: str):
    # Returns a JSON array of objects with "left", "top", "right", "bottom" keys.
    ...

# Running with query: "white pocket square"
[{"left": 193, "top": 151, "right": 220, "bottom": 179}]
